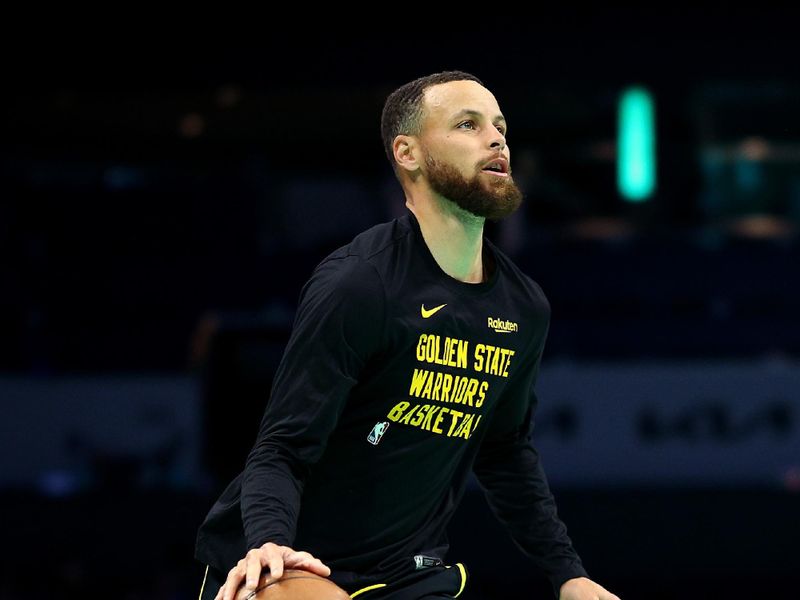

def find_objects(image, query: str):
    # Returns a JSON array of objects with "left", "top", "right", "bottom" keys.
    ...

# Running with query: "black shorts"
[{"left": 198, "top": 562, "right": 468, "bottom": 600}]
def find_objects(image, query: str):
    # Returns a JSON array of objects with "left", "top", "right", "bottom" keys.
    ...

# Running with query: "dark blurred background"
[{"left": 2, "top": 10, "right": 799, "bottom": 599}]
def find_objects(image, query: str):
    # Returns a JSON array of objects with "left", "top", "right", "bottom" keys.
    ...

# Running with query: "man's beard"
[{"left": 424, "top": 154, "right": 523, "bottom": 221}]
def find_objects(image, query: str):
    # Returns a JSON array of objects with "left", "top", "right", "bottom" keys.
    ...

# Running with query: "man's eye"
[
  {"left": 457, "top": 121, "right": 475, "bottom": 130},
  {"left": 497, "top": 126, "right": 507, "bottom": 135}
]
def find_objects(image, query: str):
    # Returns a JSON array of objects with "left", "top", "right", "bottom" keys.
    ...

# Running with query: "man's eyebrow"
[{"left": 451, "top": 108, "right": 507, "bottom": 124}]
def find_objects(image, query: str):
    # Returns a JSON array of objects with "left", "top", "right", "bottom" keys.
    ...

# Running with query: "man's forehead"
[{"left": 422, "top": 80, "right": 501, "bottom": 119}]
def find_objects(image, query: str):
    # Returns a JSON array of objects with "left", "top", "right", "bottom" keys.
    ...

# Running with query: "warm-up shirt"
[{"left": 195, "top": 210, "right": 588, "bottom": 597}]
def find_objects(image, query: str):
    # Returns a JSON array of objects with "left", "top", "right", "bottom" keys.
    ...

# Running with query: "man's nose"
[{"left": 489, "top": 129, "right": 506, "bottom": 151}]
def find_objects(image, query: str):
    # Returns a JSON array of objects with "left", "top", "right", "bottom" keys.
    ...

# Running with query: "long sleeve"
[
  {"left": 240, "top": 254, "right": 385, "bottom": 550},
  {"left": 472, "top": 325, "right": 588, "bottom": 598}
]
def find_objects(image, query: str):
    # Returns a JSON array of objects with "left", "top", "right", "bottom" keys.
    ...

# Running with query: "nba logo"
[{"left": 367, "top": 421, "right": 390, "bottom": 445}]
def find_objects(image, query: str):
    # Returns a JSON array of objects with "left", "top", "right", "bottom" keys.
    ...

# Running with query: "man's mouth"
[{"left": 481, "top": 157, "right": 509, "bottom": 177}]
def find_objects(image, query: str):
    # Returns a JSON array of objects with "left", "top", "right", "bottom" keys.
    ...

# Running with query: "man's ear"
[{"left": 393, "top": 135, "right": 421, "bottom": 173}]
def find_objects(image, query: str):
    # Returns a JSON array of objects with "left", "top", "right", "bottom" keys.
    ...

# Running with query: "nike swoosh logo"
[{"left": 421, "top": 303, "right": 447, "bottom": 318}]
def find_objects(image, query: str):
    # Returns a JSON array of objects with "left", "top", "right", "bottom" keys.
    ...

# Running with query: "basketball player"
[{"left": 196, "top": 71, "right": 621, "bottom": 600}]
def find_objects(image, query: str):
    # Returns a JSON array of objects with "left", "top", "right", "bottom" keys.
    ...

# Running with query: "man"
[{"left": 196, "top": 71, "right": 621, "bottom": 600}]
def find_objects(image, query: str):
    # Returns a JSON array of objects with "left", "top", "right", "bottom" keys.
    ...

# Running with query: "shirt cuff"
[{"left": 549, "top": 565, "right": 590, "bottom": 599}]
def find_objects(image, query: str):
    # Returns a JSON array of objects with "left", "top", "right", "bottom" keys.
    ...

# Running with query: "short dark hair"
[{"left": 380, "top": 70, "right": 483, "bottom": 170}]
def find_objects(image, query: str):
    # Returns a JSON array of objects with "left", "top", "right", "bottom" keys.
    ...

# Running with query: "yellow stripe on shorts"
[
  {"left": 454, "top": 563, "right": 467, "bottom": 598},
  {"left": 350, "top": 583, "right": 387, "bottom": 598},
  {"left": 198, "top": 565, "right": 209, "bottom": 600}
]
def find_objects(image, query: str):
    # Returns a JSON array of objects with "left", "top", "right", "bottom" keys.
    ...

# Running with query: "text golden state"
[{"left": 386, "top": 333, "right": 516, "bottom": 440}]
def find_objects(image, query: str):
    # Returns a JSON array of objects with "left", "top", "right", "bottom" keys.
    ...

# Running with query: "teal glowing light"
[{"left": 617, "top": 87, "right": 656, "bottom": 202}]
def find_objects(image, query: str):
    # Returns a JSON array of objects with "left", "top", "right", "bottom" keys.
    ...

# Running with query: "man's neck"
[{"left": 406, "top": 197, "right": 486, "bottom": 284}]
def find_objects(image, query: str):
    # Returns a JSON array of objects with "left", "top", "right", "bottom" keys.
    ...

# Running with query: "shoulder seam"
[
  {"left": 362, "top": 259, "right": 387, "bottom": 351},
  {"left": 316, "top": 253, "right": 387, "bottom": 350},
  {"left": 351, "top": 221, "right": 412, "bottom": 262}
]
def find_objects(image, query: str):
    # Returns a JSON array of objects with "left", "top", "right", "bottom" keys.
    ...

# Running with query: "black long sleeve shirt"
[{"left": 195, "top": 210, "right": 588, "bottom": 597}]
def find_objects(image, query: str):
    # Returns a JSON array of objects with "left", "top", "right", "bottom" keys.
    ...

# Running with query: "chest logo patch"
[
  {"left": 421, "top": 303, "right": 447, "bottom": 318},
  {"left": 488, "top": 316, "right": 518, "bottom": 333},
  {"left": 367, "top": 421, "right": 390, "bottom": 445}
]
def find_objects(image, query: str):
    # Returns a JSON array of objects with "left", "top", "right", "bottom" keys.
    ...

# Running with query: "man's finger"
[
  {"left": 245, "top": 554, "right": 263, "bottom": 590},
  {"left": 223, "top": 579, "right": 238, "bottom": 600},
  {"left": 222, "top": 564, "right": 243, "bottom": 600},
  {"left": 222, "top": 580, "right": 234, "bottom": 600},
  {"left": 268, "top": 553, "right": 284, "bottom": 579},
  {"left": 286, "top": 551, "right": 315, "bottom": 564},
  {"left": 289, "top": 556, "right": 331, "bottom": 577},
  {"left": 599, "top": 588, "right": 621, "bottom": 600},
  {"left": 600, "top": 586, "right": 618, "bottom": 599},
  {"left": 307, "top": 558, "right": 331, "bottom": 577}
]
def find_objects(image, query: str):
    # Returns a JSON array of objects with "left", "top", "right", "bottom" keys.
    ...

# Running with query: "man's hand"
[
  {"left": 215, "top": 542, "right": 331, "bottom": 600},
  {"left": 559, "top": 576, "right": 621, "bottom": 600}
]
